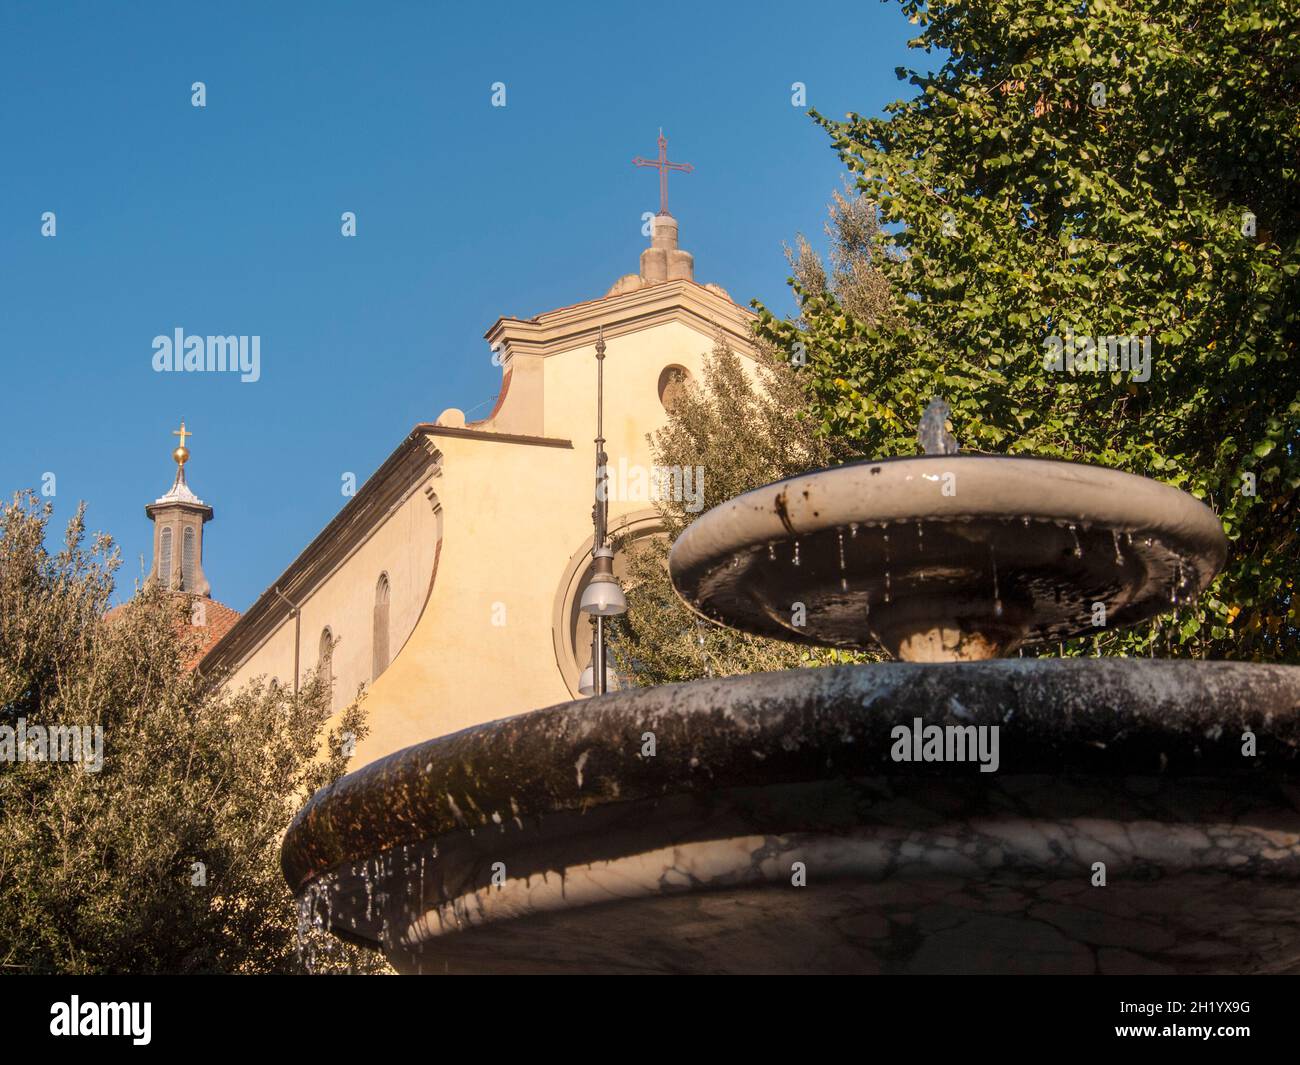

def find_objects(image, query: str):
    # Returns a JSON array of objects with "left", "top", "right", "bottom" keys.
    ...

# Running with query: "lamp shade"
[
  {"left": 579, "top": 546, "right": 627, "bottom": 616},
  {"left": 578, "top": 664, "right": 619, "bottom": 696},
  {"left": 579, "top": 577, "right": 627, "bottom": 616}
]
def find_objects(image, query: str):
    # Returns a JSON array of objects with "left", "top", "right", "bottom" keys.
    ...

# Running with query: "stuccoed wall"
[{"left": 216, "top": 283, "right": 759, "bottom": 770}]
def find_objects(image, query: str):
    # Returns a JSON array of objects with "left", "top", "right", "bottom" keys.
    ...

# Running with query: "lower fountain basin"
[{"left": 285, "top": 660, "right": 1300, "bottom": 974}]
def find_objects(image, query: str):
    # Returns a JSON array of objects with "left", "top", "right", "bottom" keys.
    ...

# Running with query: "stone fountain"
[{"left": 283, "top": 403, "right": 1300, "bottom": 974}]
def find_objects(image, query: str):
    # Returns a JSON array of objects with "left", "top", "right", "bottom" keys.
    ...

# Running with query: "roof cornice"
[
  {"left": 145, "top": 498, "right": 213, "bottom": 520},
  {"left": 483, "top": 279, "right": 757, "bottom": 361},
  {"left": 412, "top": 424, "right": 573, "bottom": 449}
]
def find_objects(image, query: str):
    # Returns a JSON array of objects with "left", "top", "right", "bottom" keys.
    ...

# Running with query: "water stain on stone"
[{"left": 774, "top": 488, "right": 798, "bottom": 537}]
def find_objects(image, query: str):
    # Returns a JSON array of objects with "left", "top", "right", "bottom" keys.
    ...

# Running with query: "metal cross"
[{"left": 633, "top": 129, "right": 693, "bottom": 216}]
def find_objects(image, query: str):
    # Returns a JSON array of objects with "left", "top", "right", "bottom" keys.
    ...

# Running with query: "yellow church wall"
[
  {"left": 351, "top": 434, "right": 578, "bottom": 758},
  {"left": 226, "top": 621, "right": 296, "bottom": 693},
  {"left": 206, "top": 234, "right": 763, "bottom": 773},
  {"left": 542, "top": 319, "right": 710, "bottom": 445},
  {"left": 222, "top": 467, "right": 442, "bottom": 710},
  {"left": 339, "top": 314, "right": 754, "bottom": 767}
]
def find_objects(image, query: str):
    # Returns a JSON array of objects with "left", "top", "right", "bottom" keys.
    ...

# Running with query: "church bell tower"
[{"left": 145, "top": 421, "right": 213, "bottom": 597}]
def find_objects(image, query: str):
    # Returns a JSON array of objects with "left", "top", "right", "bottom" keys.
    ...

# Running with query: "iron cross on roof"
[{"left": 633, "top": 129, "right": 693, "bottom": 216}]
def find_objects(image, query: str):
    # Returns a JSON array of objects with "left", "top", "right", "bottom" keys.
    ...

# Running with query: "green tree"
[
  {"left": 610, "top": 341, "right": 866, "bottom": 686},
  {"left": 758, "top": 0, "right": 1299, "bottom": 660},
  {"left": 611, "top": 189, "right": 898, "bottom": 685},
  {"left": 786, "top": 179, "right": 897, "bottom": 328},
  {"left": 0, "top": 492, "right": 380, "bottom": 973}
]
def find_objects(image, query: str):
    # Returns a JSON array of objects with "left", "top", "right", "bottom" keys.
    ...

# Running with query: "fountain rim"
[
  {"left": 671, "top": 453, "right": 1228, "bottom": 562},
  {"left": 668, "top": 454, "right": 1228, "bottom": 614},
  {"left": 281, "top": 658, "right": 1300, "bottom": 896}
]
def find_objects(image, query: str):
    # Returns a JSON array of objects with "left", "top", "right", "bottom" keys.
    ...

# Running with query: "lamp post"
[{"left": 578, "top": 327, "right": 627, "bottom": 696}]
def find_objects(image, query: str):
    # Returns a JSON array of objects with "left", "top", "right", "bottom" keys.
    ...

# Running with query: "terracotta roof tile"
[
  {"left": 103, "top": 596, "right": 243, "bottom": 671},
  {"left": 183, "top": 600, "right": 242, "bottom": 669}
]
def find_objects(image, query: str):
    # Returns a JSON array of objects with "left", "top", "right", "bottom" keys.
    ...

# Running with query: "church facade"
[{"left": 188, "top": 212, "right": 758, "bottom": 768}]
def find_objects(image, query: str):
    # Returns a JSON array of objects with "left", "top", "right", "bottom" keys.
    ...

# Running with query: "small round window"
[{"left": 657, "top": 365, "right": 692, "bottom": 412}]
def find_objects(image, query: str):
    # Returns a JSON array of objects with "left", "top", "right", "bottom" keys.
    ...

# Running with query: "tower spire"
[
  {"left": 146, "top": 421, "right": 214, "bottom": 596},
  {"left": 166, "top": 419, "right": 194, "bottom": 495},
  {"left": 172, "top": 419, "right": 192, "bottom": 462}
]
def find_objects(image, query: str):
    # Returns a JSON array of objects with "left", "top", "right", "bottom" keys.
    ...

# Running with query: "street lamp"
[
  {"left": 579, "top": 546, "right": 627, "bottom": 616},
  {"left": 578, "top": 327, "right": 627, "bottom": 696},
  {"left": 578, "top": 662, "right": 618, "bottom": 697}
]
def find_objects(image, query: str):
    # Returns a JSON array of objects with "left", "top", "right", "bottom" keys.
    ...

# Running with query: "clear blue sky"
[{"left": 0, "top": 0, "right": 919, "bottom": 610}]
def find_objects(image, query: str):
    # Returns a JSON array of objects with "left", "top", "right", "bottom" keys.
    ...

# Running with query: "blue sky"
[{"left": 0, "top": 0, "right": 918, "bottom": 610}]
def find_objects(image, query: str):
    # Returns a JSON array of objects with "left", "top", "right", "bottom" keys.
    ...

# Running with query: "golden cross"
[{"left": 172, "top": 421, "right": 192, "bottom": 450}]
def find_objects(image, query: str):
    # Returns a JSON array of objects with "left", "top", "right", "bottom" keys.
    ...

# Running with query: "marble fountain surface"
[
  {"left": 284, "top": 453, "right": 1300, "bottom": 974},
  {"left": 668, "top": 455, "right": 1230, "bottom": 662}
]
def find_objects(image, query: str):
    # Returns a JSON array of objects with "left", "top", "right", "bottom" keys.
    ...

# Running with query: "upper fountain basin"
[{"left": 669, "top": 456, "right": 1228, "bottom": 661}]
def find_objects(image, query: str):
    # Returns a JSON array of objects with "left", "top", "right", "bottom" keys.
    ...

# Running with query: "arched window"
[
  {"left": 373, "top": 573, "right": 391, "bottom": 680},
  {"left": 182, "top": 526, "right": 196, "bottom": 591},
  {"left": 158, "top": 527, "right": 173, "bottom": 586},
  {"left": 657, "top": 364, "right": 692, "bottom": 412},
  {"left": 318, "top": 627, "right": 334, "bottom": 708}
]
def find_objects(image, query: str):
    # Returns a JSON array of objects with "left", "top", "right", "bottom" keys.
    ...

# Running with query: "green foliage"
[
  {"left": 757, "top": 0, "right": 1299, "bottom": 660},
  {"left": 786, "top": 180, "right": 898, "bottom": 327},
  {"left": 0, "top": 492, "right": 382, "bottom": 973},
  {"left": 610, "top": 342, "right": 871, "bottom": 686}
]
